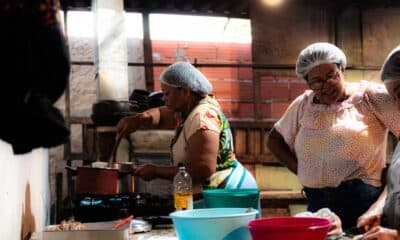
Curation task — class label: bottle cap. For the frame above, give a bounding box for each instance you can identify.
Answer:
[177,162,185,170]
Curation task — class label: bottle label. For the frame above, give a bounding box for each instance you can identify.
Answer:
[174,192,193,210]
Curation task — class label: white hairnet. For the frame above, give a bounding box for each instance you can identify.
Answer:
[160,61,212,97]
[381,45,400,82]
[295,42,347,78]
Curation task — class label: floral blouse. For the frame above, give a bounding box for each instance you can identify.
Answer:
[171,95,236,192]
[275,81,400,188]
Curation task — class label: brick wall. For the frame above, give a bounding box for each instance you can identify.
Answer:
[152,40,255,119]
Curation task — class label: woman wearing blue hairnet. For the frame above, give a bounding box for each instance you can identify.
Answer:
[267,42,400,229]
[116,62,258,205]
[356,46,400,239]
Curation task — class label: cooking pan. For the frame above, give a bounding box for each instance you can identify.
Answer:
[65,136,136,195]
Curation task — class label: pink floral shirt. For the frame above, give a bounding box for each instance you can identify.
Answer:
[275,81,400,188]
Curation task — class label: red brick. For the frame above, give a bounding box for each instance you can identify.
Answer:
[271,102,290,119]
[289,82,308,100]
[182,42,217,60]
[261,103,271,119]
[152,40,178,60]
[216,43,252,61]
[260,82,289,100]
[212,81,253,100]
[198,67,239,80]
[238,68,253,80]
[219,101,255,118]
[284,76,301,82]
[259,75,275,82]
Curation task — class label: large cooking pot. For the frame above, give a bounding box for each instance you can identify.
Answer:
[66,138,136,195]
[65,164,136,195]
[68,166,119,195]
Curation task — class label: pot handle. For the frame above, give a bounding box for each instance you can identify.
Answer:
[65,165,78,176]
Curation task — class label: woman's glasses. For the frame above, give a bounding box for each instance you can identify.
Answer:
[307,72,340,90]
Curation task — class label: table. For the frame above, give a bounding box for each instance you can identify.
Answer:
[30,224,177,240]
[129,227,177,240]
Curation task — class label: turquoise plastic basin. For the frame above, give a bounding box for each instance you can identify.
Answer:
[202,188,260,209]
[170,208,258,240]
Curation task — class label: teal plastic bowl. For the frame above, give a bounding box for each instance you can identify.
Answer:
[170,208,258,240]
[202,189,260,209]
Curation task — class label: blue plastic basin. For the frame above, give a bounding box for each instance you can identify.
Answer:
[170,208,258,240]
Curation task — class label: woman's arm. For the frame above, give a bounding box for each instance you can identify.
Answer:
[134,129,219,182]
[116,106,175,138]
[185,130,219,184]
[266,127,298,174]
[357,186,388,230]
[362,226,400,240]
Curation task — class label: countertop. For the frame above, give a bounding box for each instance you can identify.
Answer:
[129,227,177,240]
[30,222,177,240]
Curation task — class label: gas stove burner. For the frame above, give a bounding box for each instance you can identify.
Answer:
[79,197,104,206]
[73,192,174,223]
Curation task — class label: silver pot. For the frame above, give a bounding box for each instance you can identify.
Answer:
[112,162,136,193]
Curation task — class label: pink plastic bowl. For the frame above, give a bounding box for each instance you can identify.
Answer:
[248,217,331,240]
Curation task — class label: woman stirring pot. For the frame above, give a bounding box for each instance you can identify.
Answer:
[116,62,258,207]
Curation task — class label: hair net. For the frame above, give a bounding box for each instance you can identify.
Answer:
[381,45,400,82]
[295,42,347,78]
[160,61,212,97]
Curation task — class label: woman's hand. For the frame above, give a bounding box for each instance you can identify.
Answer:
[362,226,400,240]
[357,187,387,230]
[357,210,381,232]
[133,164,158,181]
[115,114,147,138]
[327,213,343,236]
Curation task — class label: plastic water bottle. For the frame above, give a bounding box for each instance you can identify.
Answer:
[173,163,193,211]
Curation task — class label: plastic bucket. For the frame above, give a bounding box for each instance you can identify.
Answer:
[249,217,331,240]
[202,188,259,209]
[170,208,258,240]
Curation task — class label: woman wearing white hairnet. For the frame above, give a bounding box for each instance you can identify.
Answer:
[116,62,258,205]
[267,42,400,229]
[356,46,400,240]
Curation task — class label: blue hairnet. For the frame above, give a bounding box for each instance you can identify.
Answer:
[381,45,400,82]
[160,61,212,97]
[296,42,347,78]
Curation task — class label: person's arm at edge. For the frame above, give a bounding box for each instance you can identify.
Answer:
[266,127,298,174]
[357,186,388,230]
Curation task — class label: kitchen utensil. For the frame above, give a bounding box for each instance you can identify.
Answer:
[248,217,331,240]
[107,136,136,193]
[108,135,123,167]
[170,208,257,240]
[112,215,134,230]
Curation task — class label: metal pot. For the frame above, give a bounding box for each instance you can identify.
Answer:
[65,166,119,195]
[112,162,136,193]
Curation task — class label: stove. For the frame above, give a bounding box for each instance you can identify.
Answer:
[74,192,174,223]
